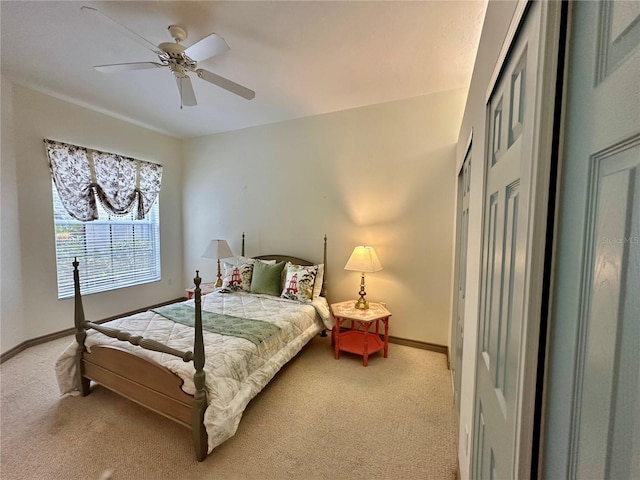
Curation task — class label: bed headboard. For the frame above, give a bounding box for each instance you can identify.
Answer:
[253,255,314,266]
[240,233,327,296]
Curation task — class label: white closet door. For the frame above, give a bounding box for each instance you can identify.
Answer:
[545,1,640,478]
[473,3,541,478]
[452,150,471,415]
[472,0,565,476]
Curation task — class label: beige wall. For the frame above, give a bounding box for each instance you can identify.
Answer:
[1,79,25,352]
[0,81,184,353]
[453,2,520,479]
[1,83,464,353]
[182,89,466,346]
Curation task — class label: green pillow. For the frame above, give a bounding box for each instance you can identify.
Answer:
[250,261,285,296]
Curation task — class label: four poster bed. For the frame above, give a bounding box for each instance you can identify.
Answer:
[55,234,331,461]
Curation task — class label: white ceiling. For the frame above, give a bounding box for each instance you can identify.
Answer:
[1,1,487,139]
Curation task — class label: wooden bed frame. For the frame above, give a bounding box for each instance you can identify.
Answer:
[72,234,327,461]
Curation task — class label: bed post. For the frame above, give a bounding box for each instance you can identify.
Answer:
[320,235,328,337]
[73,258,91,395]
[241,232,245,256]
[191,271,208,461]
[322,234,327,296]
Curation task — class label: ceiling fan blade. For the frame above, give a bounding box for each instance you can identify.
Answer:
[184,33,230,62]
[95,62,164,73]
[81,5,162,55]
[196,69,255,100]
[176,75,197,107]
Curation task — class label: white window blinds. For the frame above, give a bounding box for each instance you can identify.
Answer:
[52,182,161,298]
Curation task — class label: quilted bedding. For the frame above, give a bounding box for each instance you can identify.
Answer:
[55,290,332,453]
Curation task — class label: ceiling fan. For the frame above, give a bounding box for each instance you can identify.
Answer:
[82,5,255,108]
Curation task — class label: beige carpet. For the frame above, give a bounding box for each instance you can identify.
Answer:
[1,334,457,480]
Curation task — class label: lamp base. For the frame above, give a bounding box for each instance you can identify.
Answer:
[354,297,369,309]
[215,259,223,288]
[354,272,369,309]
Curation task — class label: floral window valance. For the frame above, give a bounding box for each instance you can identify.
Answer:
[44,139,163,221]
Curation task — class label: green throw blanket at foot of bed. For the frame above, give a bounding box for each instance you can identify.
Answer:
[151,303,281,354]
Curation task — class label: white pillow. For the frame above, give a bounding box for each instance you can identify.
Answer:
[238,256,276,265]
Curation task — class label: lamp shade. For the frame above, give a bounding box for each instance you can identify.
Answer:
[344,246,383,273]
[201,239,233,260]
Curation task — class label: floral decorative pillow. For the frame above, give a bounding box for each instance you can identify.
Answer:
[280,263,319,302]
[312,264,324,298]
[221,262,254,292]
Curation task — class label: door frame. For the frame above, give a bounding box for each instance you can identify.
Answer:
[471,1,566,477]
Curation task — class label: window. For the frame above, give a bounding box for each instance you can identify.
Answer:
[52,180,161,299]
[44,139,163,299]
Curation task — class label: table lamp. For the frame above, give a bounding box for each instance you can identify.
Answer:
[344,245,383,309]
[202,239,233,287]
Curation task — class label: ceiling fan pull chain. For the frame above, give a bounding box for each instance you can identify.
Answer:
[179,79,183,110]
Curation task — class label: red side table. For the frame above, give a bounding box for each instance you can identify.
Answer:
[331,300,392,367]
[185,282,217,299]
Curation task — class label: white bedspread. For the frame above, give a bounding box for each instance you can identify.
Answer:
[55,291,332,453]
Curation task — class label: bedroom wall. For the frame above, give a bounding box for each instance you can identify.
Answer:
[453,2,520,479]
[0,81,184,354]
[1,78,25,353]
[181,89,466,346]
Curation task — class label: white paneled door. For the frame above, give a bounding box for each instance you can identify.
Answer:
[472,1,563,477]
[545,1,640,478]
[473,4,540,477]
[452,149,471,415]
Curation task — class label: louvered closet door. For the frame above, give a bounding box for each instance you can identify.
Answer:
[473,3,541,478]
